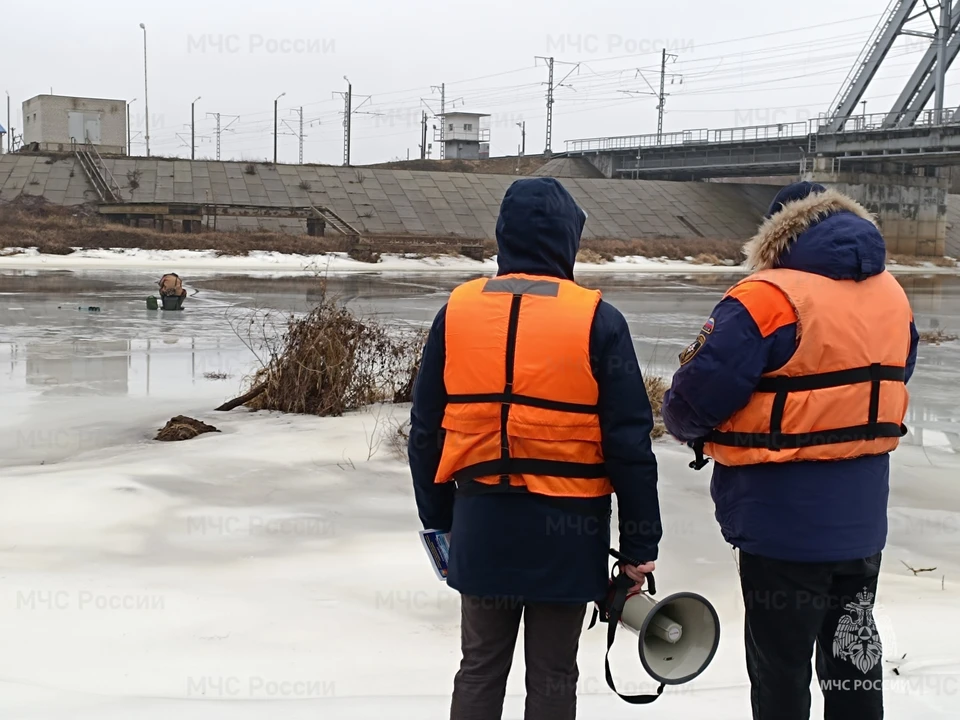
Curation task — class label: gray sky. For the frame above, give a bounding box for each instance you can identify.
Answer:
[4,0,951,164]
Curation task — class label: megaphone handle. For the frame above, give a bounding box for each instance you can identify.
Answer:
[603,578,665,705]
[645,571,656,596]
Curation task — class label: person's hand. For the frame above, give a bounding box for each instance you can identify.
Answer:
[621,561,655,594]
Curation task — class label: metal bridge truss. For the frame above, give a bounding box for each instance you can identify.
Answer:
[827,0,960,131]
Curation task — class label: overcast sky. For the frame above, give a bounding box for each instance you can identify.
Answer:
[4,0,952,165]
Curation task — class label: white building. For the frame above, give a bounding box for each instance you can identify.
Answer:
[436,112,490,160]
[22,95,127,155]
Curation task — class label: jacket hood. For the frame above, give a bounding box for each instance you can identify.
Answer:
[743,188,887,281]
[495,177,585,280]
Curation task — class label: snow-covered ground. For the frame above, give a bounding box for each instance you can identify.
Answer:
[0,247,957,275]
[0,403,958,719]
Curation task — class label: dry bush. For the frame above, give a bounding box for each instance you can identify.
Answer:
[387,415,411,462]
[933,256,958,267]
[887,253,923,267]
[579,237,744,262]
[156,416,220,441]
[690,253,723,265]
[919,328,958,345]
[35,239,75,255]
[347,246,381,263]
[576,248,607,264]
[243,282,426,417]
[644,374,669,439]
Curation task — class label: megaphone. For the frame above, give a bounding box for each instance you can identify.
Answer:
[589,549,721,705]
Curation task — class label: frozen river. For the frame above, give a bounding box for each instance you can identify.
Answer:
[1,268,959,719]
[2,268,959,468]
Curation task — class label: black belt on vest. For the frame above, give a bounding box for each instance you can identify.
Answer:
[690,363,908,470]
[446,277,607,489]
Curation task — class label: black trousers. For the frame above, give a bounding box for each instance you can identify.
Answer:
[739,550,884,720]
[450,595,587,720]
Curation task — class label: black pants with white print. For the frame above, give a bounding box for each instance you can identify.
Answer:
[739,550,884,720]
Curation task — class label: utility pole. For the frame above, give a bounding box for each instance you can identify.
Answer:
[333,77,375,166]
[420,111,428,159]
[139,23,150,156]
[274,92,286,163]
[656,48,679,144]
[343,80,351,165]
[6,91,10,153]
[280,108,305,164]
[428,83,447,159]
[544,58,554,155]
[535,56,579,155]
[127,99,136,155]
[191,96,200,159]
[206,112,238,161]
[292,107,304,164]
[517,121,526,155]
[936,0,952,122]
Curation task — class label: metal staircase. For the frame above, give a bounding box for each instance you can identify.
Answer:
[311,204,361,236]
[73,139,122,203]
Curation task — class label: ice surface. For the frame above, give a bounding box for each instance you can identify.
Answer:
[0,408,958,719]
[1,269,959,718]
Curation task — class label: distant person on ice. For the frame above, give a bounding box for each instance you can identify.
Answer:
[408,177,662,720]
[158,272,186,310]
[662,181,919,720]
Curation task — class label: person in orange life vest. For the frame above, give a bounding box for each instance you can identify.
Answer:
[408,177,662,720]
[662,182,920,720]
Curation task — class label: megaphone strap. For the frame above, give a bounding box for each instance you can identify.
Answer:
[603,575,665,704]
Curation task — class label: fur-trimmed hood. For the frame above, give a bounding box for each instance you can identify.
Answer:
[742,188,886,281]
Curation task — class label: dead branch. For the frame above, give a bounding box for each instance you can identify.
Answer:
[215,382,267,411]
[901,560,937,576]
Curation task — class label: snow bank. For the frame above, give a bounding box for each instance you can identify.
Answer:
[1,246,956,276]
[0,404,957,718]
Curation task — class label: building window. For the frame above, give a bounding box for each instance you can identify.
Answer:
[464,123,473,131]
[449,123,454,131]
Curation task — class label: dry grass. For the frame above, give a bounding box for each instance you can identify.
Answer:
[919,328,958,345]
[242,281,426,417]
[887,253,924,267]
[933,256,958,267]
[579,237,745,263]
[644,374,669,439]
[576,248,608,264]
[387,416,411,462]
[690,253,724,266]
[0,196,353,256]
[155,416,220,442]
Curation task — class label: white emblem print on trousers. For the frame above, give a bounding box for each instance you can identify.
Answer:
[832,589,883,674]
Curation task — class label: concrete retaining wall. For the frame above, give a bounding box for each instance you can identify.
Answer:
[1,152,956,256]
[0,153,778,241]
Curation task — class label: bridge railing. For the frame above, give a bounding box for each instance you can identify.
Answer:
[566,120,811,153]
[813,109,960,133]
[566,109,960,155]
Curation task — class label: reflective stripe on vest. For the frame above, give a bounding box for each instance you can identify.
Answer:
[703,268,912,466]
[435,273,613,498]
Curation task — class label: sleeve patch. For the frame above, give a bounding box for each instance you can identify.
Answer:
[701,317,715,335]
[679,334,706,365]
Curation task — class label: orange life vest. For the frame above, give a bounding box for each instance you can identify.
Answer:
[703,267,912,466]
[434,273,614,498]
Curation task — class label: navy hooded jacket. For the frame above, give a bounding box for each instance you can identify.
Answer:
[662,187,920,563]
[409,177,662,602]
